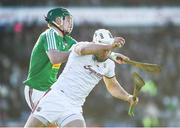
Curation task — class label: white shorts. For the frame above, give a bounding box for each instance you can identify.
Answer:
[24,85,46,110]
[33,89,84,125]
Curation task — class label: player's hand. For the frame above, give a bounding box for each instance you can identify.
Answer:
[128,95,139,106]
[115,53,129,64]
[112,37,125,48]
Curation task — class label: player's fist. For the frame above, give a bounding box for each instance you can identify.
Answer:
[128,95,139,106]
[112,37,125,48]
[115,53,129,64]
[109,52,129,64]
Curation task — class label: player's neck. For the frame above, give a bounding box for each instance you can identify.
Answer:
[51,26,64,37]
[93,55,107,62]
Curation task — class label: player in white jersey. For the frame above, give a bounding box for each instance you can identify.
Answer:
[24,29,138,127]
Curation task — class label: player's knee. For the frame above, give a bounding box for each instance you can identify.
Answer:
[63,119,86,127]
[56,114,86,127]
[25,114,49,127]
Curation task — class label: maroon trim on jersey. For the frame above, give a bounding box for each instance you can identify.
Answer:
[29,88,34,110]
[32,89,51,113]
[104,75,115,79]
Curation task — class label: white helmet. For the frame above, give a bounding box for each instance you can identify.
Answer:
[93,29,114,44]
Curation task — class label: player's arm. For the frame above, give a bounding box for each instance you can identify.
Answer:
[74,42,113,55]
[47,50,70,64]
[44,30,73,64]
[74,37,125,56]
[103,76,138,105]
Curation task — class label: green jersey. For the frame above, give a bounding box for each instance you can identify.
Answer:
[23,28,76,91]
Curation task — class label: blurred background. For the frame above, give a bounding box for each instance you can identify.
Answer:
[0,0,180,127]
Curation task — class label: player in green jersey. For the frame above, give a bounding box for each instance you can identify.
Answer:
[23,7,76,110]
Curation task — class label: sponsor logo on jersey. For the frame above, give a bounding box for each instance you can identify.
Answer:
[36,107,42,112]
[84,65,103,78]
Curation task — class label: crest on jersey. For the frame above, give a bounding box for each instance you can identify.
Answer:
[36,107,42,112]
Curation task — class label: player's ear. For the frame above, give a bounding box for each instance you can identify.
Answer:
[55,17,63,26]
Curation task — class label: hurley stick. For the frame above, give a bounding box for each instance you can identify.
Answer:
[128,72,145,117]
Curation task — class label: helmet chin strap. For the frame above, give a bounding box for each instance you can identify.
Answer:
[51,21,69,35]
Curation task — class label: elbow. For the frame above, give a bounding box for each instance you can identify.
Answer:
[49,55,63,64]
[79,47,86,55]
[76,47,86,55]
[50,56,68,64]
[47,50,68,64]
[49,57,60,64]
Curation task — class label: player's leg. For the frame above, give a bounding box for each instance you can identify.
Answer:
[24,86,34,110]
[24,86,56,127]
[63,119,85,127]
[24,85,46,110]
[24,114,49,127]
[56,113,86,127]
[31,89,67,127]
[24,88,57,127]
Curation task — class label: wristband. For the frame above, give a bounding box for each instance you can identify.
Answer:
[109,52,117,61]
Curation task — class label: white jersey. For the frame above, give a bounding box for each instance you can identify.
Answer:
[52,42,115,106]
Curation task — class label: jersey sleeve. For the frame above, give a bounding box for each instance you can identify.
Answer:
[72,42,90,56]
[65,35,77,45]
[44,29,58,51]
[105,60,115,78]
[64,35,77,51]
[71,43,81,56]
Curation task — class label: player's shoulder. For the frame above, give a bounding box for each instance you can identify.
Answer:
[42,28,52,34]
[36,29,50,41]
[73,41,92,49]
[71,41,93,57]
[42,28,60,37]
[73,41,94,52]
[40,28,52,36]
[64,34,75,40]
[76,41,92,45]
[64,35,77,44]
[71,41,89,52]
